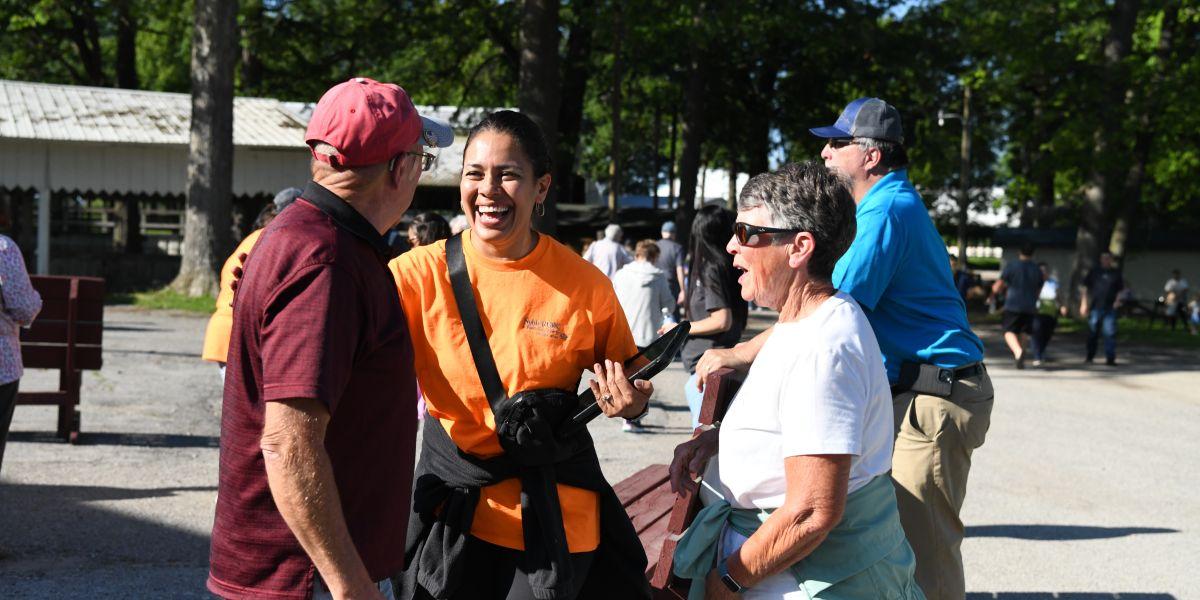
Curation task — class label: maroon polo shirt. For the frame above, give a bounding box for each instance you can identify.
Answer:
[208,181,417,599]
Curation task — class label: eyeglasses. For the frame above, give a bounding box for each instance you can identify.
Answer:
[390,151,437,172]
[734,222,803,247]
[827,138,856,150]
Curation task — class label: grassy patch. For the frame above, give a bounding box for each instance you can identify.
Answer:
[967,257,1000,270]
[107,288,216,314]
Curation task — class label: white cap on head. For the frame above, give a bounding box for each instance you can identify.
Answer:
[604,224,622,240]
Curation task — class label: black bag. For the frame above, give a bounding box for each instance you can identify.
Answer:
[445,234,578,462]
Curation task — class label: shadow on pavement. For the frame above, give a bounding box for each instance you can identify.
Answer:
[8,431,220,448]
[631,423,694,435]
[103,323,170,332]
[0,483,212,566]
[967,594,1175,599]
[966,524,1177,540]
[104,348,207,359]
[649,401,689,413]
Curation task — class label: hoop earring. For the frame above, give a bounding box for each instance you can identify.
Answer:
[534,202,546,217]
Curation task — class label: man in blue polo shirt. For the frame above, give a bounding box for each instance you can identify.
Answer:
[696,98,993,600]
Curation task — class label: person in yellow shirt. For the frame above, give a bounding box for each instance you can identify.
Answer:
[200,188,300,380]
[390,111,653,600]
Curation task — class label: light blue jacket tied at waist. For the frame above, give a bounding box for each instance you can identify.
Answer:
[672,474,925,599]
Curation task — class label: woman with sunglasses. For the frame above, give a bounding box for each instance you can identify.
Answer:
[388,110,653,600]
[668,162,922,599]
[661,203,747,428]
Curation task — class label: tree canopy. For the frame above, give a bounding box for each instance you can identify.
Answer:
[3,0,1198,255]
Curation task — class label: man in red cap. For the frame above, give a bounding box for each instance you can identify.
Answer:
[208,77,452,600]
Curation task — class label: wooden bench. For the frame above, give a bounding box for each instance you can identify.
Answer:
[613,367,742,598]
[15,275,105,443]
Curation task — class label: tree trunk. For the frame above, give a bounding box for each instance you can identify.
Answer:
[606,1,624,220]
[726,158,737,210]
[554,0,594,208]
[518,0,562,234]
[652,106,661,210]
[67,3,106,86]
[1109,3,1176,261]
[171,0,237,297]
[1068,0,1139,312]
[240,0,265,95]
[956,85,972,266]
[747,57,778,177]
[668,109,679,210]
[114,0,138,89]
[675,5,706,245]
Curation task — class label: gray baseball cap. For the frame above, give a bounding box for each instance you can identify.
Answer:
[273,187,303,211]
[810,97,904,144]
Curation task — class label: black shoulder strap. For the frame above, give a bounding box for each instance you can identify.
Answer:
[446,234,508,410]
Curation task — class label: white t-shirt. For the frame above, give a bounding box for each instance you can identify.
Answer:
[704,292,893,509]
[583,239,632,279]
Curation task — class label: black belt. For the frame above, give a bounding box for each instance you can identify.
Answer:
[891,361,985,396]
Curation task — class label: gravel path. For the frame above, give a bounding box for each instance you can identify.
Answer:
[0,306,1196,598]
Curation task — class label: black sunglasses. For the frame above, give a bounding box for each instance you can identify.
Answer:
[734,222,803,246]
[827,138,856,150]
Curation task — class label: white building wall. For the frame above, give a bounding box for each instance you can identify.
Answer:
[0,140,312,196]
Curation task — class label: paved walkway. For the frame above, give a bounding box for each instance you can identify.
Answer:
[0,306,1196,598]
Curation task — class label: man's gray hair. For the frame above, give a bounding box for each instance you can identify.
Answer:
[737,161,857,282]
[604,223,622,241]
[854,137,909,172]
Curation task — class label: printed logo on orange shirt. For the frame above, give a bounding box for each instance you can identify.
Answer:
[522,317,568,340]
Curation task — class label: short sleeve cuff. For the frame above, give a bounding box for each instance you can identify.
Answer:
[262,383,325,404]
[781,440,861,458]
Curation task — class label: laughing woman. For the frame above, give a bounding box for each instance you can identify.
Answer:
[389,111,653,600]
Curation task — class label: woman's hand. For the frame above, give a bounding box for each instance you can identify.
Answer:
[229,252,249,306]
[588,359,652,420]
[669,428,719,495]
[657,321,678,336]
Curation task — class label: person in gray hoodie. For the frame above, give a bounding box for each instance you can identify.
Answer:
[612,240,674,433]
[613,239,675,348]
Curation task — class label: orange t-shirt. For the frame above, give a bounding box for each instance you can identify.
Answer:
[201,229,264,363]
[388,231,637,552]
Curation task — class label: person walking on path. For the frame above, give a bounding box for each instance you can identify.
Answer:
[654,221,687,312]
[696,97,992,600]
[0,231,41,476]
[1081,251,1125,366]
[1030,262,1066,366]
[991,244,1044,369]
[208,77,452,600]
[1163,269,1189,331]
[613,240,675,349]
[613,239,675,433]
[583,223,632,278]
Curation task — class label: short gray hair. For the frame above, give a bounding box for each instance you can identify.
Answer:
[736,161,857,282]
[854,137,908,172]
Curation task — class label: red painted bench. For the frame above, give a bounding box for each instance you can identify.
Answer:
[15,275,105,443]
[613,367,742,598]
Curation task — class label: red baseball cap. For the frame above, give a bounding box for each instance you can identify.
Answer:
[305,77,453,169]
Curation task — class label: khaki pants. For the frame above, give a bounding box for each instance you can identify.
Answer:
[891,368,993,600]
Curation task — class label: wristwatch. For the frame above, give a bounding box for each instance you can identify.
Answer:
[717,558,745,593]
